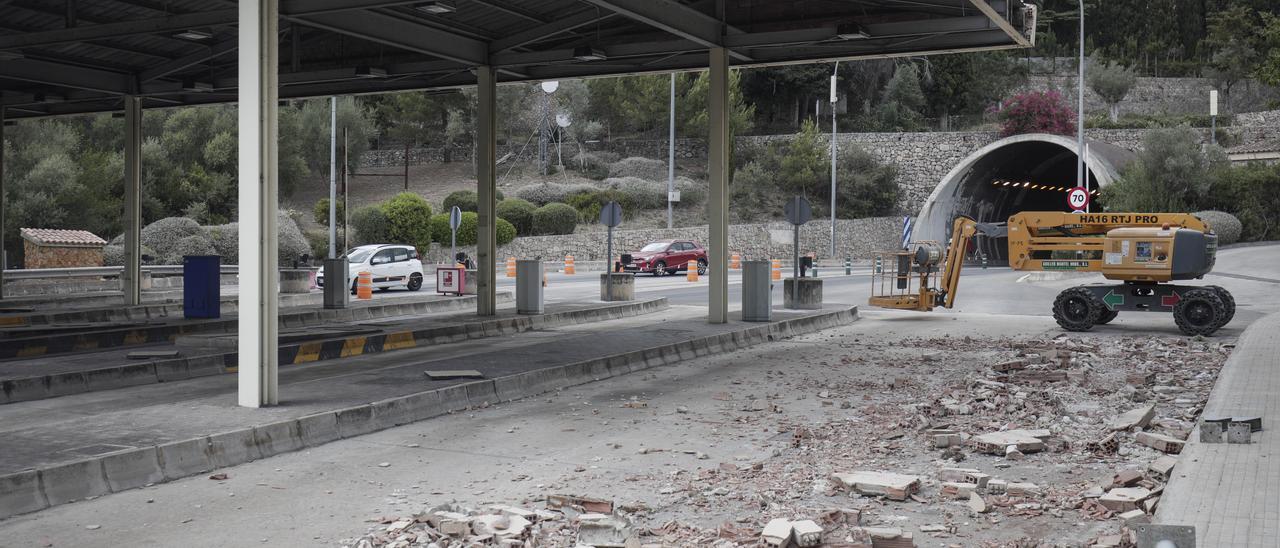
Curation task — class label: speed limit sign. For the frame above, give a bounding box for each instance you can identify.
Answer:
[1067,187,1090,212]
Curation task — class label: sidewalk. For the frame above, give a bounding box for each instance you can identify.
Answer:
[1157,312,1280,547]
[0,303,858,519]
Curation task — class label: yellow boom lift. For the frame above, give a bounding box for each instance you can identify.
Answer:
[869,211,1233,335]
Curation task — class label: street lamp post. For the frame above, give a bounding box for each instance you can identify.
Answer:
[829,62,838,258]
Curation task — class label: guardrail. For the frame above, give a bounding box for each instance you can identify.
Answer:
[2,265,239,281]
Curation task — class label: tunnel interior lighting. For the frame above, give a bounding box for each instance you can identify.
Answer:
[175,29,212,41]
[416,2,455,14]
[573,46,608,61]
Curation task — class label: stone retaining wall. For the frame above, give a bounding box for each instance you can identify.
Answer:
[426,217,904,264]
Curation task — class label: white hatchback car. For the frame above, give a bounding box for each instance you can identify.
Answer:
[317,244,424,293]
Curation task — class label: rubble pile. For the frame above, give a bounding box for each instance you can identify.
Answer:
[344,334,1229,547]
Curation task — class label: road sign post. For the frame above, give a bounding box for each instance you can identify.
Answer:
[449,205,462,265]
[600,201,622,300]
[784,196,813,306]
[1068,187,1090,213]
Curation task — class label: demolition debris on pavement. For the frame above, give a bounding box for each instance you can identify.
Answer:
[342,333,1230,548]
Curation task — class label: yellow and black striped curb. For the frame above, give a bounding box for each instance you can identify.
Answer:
[0,305,857,520]
[0,294,507,359]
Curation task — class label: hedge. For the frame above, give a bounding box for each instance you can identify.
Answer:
[429,212,515,246]
[381,192,433,250]
[496,198,536,235]
[1195,210,1242,245]
[351,205,391,246]
[312,198,345,226]
[442,190,478,213]
[532,202,579,235]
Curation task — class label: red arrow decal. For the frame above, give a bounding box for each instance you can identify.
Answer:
[1161,291,1181,307]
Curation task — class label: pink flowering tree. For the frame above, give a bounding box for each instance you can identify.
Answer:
[994,90,1077,137]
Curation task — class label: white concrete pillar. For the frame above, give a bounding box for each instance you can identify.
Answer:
[238,0,280,407]
[707,48,730,324]
[475,65,497,316]
[122,96,142,306]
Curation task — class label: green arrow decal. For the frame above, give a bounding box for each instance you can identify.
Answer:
[1103,290,1124,310]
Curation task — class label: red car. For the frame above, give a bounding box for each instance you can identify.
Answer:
[624,240,707,276]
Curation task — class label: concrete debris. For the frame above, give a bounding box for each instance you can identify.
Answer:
[940,482,977,498]
[423,370,485,380]
[1111,469,1144,487]
[577,512,635,547]
[968,492,988,513]
[1108,404,1157,431]
[1148,456,1177,480]
[829,471,921,501]
[760,518,792,546]
[1135,431,1185,454]
[547,494,613,514]
[970,429,1048,454]
[1098,487,1152,513]
[791,520,823,547]
[1119,509,1150,525]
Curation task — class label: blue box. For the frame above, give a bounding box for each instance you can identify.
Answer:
[183,255,221,319]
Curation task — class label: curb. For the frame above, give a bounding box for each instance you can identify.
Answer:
[1,298,664,405]
[0,305,857,520]
[0,293,512,359]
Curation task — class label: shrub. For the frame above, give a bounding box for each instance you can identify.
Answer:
[429,213,451,244]
[1206,162,1280,242]
[571,151,618,179]
[103,244,157,267]
[1195,210,1243,245]
[454,212,479,246]
[141,217,202,258]
[602,177,666,209]
[303,228,343,259]
[381,192,433,250]
[512,182,599,205]
[995,90,1076,137]
[350,205,391,246]
[312,198,345,226]
[276,211,311,264]
[426,212,515,247]
[204,223,238,264]
[532,203,579,235]
[607,157,666,180]
[496,218,516,246]
[1101,127,1227,212]
[442,190,478,213]
[496,198,536,235]
[161,234,216,265]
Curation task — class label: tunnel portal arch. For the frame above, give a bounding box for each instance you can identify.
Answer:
[913,133,1136,263]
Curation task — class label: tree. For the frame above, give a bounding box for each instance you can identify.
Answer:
[1203,5,1260,112]
[682,69,756,137]
[1086,55,1137,122]
[872,64,926,131]
[778,119,826,195]
[368,90,468,147]
[1101,126,1227,212]
[1255,13,1280,87]
[922,52,1028,128]
[995,90,1077,137]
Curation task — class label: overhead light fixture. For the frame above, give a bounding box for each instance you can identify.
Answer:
[415,2,454,14]
[182,79,213,92]
[836,23,870,40]
[355,65,388,78]
[572,46,607,61]
[174,29,212,41]
[1022,182,1030,187]
[0,51,24,61]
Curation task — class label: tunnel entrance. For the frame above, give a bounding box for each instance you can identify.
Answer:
[914,134,1135,264]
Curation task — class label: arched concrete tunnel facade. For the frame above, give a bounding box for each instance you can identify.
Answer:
[914,133,1136,263]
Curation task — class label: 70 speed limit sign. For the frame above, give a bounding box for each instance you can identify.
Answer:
[1068,187,1090,212]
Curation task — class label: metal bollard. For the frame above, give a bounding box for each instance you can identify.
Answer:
[844,257,852,276]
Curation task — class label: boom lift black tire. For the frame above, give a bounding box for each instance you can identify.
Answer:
[1204,285,1235,328]
[1095,308,1119,325]
[1053,287,1101,331]
[1174,288,1226,336]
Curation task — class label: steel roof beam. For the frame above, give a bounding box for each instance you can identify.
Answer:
[291,10,487,65]
[139,38,238,82]
[967,0,1031,47]
[488,9,614,53]
[577,0,750,61]
[0,58,131,94]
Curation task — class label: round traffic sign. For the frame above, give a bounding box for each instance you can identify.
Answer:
[1067,187,1090,212]
[784,196,812,226]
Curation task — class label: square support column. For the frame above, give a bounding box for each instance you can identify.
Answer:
[122,96,143,306]
[238,0,280,408]
[475,65,498,316]
[707,48,730,324]
[0,106,6,295]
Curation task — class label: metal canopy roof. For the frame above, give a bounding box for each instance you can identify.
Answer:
[0,0,1036,119]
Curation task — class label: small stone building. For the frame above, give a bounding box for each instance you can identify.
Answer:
[20,228,108,269]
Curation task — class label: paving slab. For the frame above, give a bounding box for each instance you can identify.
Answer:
[1157,311,1280,548]
[0,303,857,519]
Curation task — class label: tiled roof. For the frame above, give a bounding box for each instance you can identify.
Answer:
[20,228,108,246]
[1228,139,1280,155]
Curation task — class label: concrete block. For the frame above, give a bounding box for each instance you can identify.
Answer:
[334,405,378,438]
[101,447,165,492]
[599,273,635,301]
[3,377,48,403]
[186,355,228,378]
[435,384,472,412]
[153,358,191,381]
[39,458,110,505]
[397,390,446,422]
[0,470,48,519]
[252,420,305,457]
[783,278,823,310]
[372,397,414,429]
[206,429,262,468]
[158,438,214,480]
[46,371,88,397]
[462,380,498,408]
[294,412,341,448]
